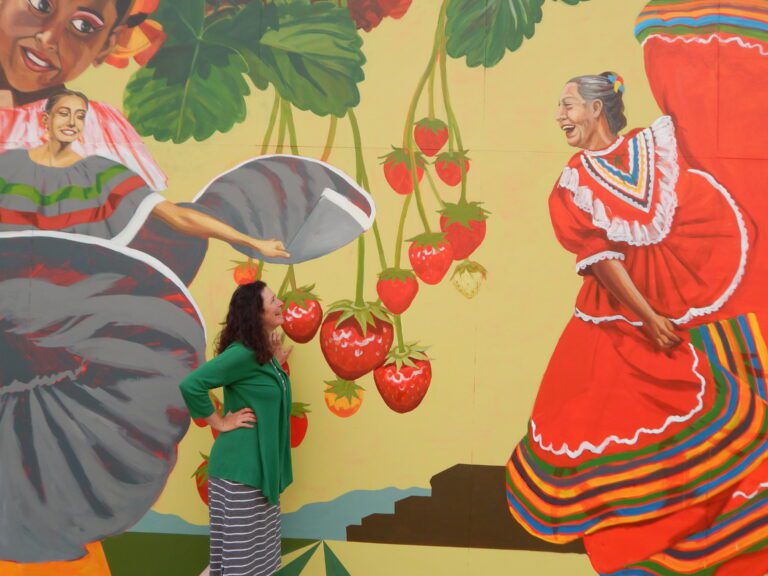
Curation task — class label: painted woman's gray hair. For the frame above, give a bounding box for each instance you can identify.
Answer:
[568,72,627,134]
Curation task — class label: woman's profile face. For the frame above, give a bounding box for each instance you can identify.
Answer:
[0,0,121,94]
[43,94,87,143]
[260,286,284,332]
[555,82,602,150]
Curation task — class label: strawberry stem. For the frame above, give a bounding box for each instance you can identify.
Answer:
[276,98,288,154]
[428,52,438,119]
[321,116,338,162]
[284,100,299,155]
[423,168,446,208]
[355,235,365,306]
[288,265,297,291]
[261,90,280,154]
[394,193,413,269]
[438,33,469,203]
[278,268,291,299]
[258,259,265,277]
[394,314,406,353]
[348,108,388,271]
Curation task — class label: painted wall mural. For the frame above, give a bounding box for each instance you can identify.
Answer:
[3,0,768,575]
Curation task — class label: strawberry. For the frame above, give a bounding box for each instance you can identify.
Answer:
[408,232,454,285]
[290,402,310,447]
[414,118,449,157]
[192,453,209,506]
[281,361,291,376]
[230,258,260,285]
[439,201,490,260]
[320,301,394,380]
[450,260,488,299]
[376,268,419,314]
[348,0,413,31]
[282,285,323,344]
[324,379,365,418]
[434,150,470,187]
[374,344,432,413]
[381,147,426,195]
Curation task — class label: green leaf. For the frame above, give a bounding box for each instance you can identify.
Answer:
[124,0,255,142]
[324,379,364,402]
[276,541,321,575]
[445,0,545,68]
[204,1,281,91]
[291,402,312,417]
[258,1,366,117]
[323,542,351,576]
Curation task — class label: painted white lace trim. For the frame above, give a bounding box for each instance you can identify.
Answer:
[575,250,625,273]
[734,483,768,501]
[572,169,748,327]
[584,135,625,157]
[531,343,706,459]
[559,116,679,246]
[642,33,768,58]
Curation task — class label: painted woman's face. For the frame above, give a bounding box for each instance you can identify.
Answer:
[261,286,285,332]
[555,82,602,149]
[0,0,121,94]
[42,93,87,143]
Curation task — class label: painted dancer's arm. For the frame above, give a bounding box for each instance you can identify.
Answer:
[152,201,290,259]
[591,259,682,350]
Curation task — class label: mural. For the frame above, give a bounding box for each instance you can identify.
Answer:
[4,0,768,574]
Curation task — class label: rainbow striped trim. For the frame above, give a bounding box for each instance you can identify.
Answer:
[636,1,768,46]
[507,314,768,560]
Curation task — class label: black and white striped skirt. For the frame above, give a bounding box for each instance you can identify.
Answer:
[208,477,282,576]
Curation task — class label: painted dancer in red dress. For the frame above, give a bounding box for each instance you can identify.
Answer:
[506,72,768,575]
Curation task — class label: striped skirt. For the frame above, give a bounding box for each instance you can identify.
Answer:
[507,314,768,574]
[208,477,282,576]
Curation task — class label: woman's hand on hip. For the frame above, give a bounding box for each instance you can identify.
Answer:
[206,407,257,432]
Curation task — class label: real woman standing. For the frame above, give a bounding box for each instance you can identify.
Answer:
[180,282,294,576]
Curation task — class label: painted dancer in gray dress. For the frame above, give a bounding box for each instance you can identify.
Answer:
[0,88,375,564]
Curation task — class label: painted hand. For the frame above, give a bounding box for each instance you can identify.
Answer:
[255,239,290,259]
[641,313,682,351]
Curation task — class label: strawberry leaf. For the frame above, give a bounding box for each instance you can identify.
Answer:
[385,342,431,370]
[326,300,392,335]
[324,379,365,402]
[415,117,448,133]
[284,284,321,309]
[407,231,449,247]
[380,146,427,169]
[378,268,417,282]
[439,201,490,226]
[291,402,312,417]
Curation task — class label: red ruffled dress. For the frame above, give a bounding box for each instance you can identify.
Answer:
[507,117,768,575]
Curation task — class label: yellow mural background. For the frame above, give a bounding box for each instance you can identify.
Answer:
[74,1,656,573]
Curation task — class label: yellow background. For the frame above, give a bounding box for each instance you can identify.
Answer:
[73,1,658,573]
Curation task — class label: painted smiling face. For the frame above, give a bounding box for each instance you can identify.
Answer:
[42,93,87,143]
[0,0,122,94]
[555,82,603,150]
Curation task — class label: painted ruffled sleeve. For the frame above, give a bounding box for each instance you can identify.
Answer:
[549,180,626,275]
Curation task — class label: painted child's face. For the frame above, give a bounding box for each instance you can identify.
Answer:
[0,0,121,94]
[42,93,87,143]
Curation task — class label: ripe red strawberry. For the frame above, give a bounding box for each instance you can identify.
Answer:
[192,453,209,506]
[320,301,394,380]
[439,201,490,260]
[282,285,323,344]
[290,402,310,448]
[281,361,291,376]
[230,258,260,285]
[408,232,454,285]
[374,345,432,413]
[414,118,449,157]
[381,147,425,195]
[435,150,470,187]
[348,0,413,31]
[376,268,419,314]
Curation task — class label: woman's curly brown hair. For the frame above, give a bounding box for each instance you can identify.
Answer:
[215,281,272,364]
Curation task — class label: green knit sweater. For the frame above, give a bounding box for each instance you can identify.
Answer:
[179,341,292,504]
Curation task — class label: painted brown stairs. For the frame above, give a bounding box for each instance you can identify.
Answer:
[346,464,585,553]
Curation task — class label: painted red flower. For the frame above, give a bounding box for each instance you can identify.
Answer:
[348,0,413,32]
